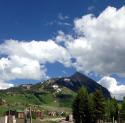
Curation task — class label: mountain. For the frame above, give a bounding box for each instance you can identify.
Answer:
[0,72,111,115]
[40,72,111,98]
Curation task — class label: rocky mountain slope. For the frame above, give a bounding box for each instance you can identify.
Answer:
[39,72,111,98]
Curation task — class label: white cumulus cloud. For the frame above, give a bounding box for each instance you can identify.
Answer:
[0,80,14,90]
[0,39,72,89]
[98,76,125,100]
[65,6,125,75]
[0,56,44,80]
[0,39,71,66]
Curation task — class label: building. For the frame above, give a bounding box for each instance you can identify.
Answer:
[16,109,24,119]
[21,84,32,90]
[32,109,44,119]
[5,108,44,119]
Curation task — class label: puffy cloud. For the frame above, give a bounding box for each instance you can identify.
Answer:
[98,76,125,100]
[55,31,73,43]
[0,39,71,66]
[66,6,125,75]
[0,56,45,80]
[0,80,14,90]
[0,39,71,89]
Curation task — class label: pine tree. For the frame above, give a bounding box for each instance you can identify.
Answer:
[121,97,125,120]
[88,94,96,123]
[72,95,80,123]
[72,88,90,123]
[105,99,111,119]
[79,88,89,123]
[72,88,96,123]
[110,98,118,120]
[93,89,105,122]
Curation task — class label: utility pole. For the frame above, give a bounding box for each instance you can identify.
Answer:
[113,116,114,123]
[7,107,10,123]
[118,111,120,123]
[5,115,8,123]
[12,115,16,123]
[29,107,32,123]
[24,108,27,123]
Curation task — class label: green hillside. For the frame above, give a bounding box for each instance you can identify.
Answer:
[0,72,111,116]
[0,86,75,116]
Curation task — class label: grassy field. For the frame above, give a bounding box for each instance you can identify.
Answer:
[0,87,76,106]
[0,86,75,123]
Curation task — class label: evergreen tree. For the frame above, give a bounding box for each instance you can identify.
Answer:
[104,98,118,122]
[72,88,90,123]
[110,98,118,120]
[122,97,125,113]
[121,97,125,120]
[93,89,105,122]
[79,88,89,123]
[105,99,112,120]
[88,94,96,123]
[72,95,80,123]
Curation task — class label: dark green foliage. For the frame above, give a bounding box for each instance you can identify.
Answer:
[105,98,118,121]
[57,93,75,107]
[121,97,125,120]
[110,98,118,120]
[72,88,106,123]
[121,97,125,113]
[93,89,105,121]
[32,112,37,119]
[72,88,93,123]
[78,88,90,123]
[88,94,96,123]
[72,91,81,123]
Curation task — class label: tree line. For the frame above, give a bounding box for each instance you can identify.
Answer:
[72,88,125,123]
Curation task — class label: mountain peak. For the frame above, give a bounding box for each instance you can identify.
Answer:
[71,72,88,81]
[72,72,84,76]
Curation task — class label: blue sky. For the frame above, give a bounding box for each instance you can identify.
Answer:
[0,0,125,99]
[0,0,125,41]
[0,0,124,76]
